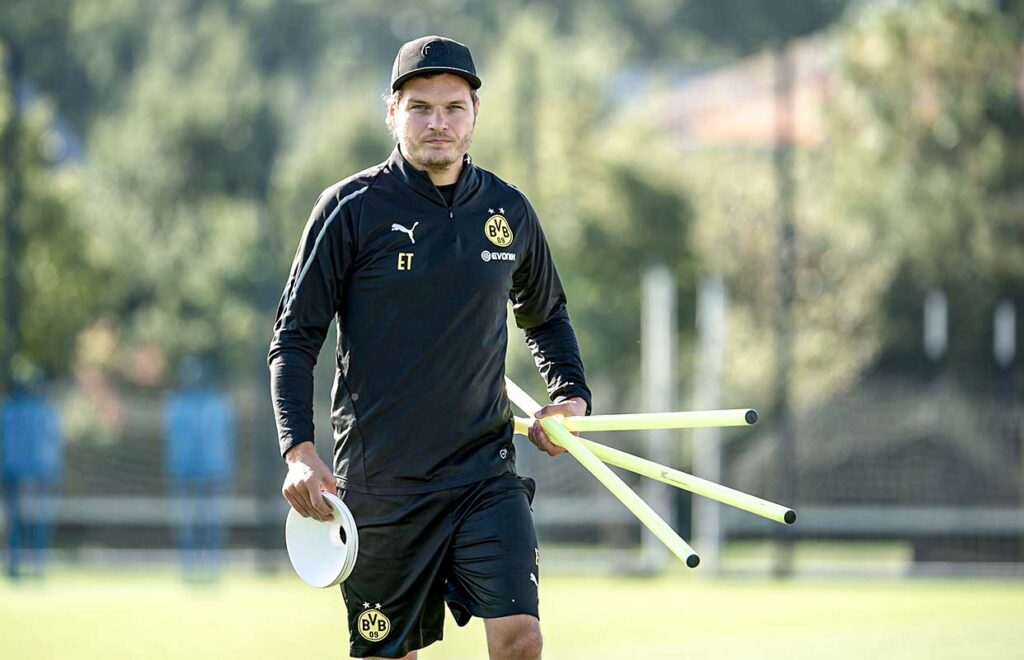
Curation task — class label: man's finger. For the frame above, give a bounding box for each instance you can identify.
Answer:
[295,489,319,520]
[541,437,566,456]
[307,483,333,520]
[535,425,550,447]
[284,489,313,519]
[533,421,553,448]
[531,421,565,456]
[289,483,321,520]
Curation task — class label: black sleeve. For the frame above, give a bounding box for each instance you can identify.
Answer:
[510,194,592,414]
[268,190,357,457]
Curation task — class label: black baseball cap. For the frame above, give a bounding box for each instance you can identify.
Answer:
[390,35,481,91]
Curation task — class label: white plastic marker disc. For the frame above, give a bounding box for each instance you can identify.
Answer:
[285,491,359,588]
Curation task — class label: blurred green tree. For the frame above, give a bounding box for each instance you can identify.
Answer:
[0,0,886,397]
[651,0,1023,411]
[0,43,110,383]
[829,0,1024,378]
[73,2,285,381]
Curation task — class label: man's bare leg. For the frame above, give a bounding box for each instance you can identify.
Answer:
[484,614,543,660]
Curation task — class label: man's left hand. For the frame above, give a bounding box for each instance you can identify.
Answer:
[528,396,588,457]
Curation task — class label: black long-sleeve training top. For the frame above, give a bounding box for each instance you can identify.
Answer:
[268,147,591,495]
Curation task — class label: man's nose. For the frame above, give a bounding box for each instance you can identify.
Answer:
[427,108,448,130]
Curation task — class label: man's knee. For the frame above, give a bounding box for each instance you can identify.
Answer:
[485,615,543,660]
[503,629,542,659]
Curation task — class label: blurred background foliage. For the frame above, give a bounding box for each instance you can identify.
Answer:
[0,0,1021,420]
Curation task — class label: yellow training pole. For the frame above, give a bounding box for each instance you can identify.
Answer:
[512,409,756,435]
[506,379,700,568]
[511,415,795,524]
[577,437,796,525]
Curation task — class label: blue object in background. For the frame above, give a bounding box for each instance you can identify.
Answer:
[2,395,62,482]
[1,394,62,579]
[164,388,235,482]
[163,388,235,581]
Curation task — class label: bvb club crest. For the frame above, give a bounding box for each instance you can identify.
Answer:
[484,213,513,248]
[357,607,391,642]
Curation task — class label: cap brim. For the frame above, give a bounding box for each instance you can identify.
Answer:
[392,67,481,91]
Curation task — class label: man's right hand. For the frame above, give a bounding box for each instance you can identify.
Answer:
[282,442,336,522]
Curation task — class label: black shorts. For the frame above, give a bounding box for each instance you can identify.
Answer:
[338,472,540,658]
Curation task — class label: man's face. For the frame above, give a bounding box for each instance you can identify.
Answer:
[390,74,479,174]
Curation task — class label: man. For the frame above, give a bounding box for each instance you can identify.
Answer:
[269,35,590,660]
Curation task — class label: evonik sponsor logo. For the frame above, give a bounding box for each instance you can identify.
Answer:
[480,250,516,262]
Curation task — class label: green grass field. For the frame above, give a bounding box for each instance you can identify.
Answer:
[1,567,1021,659]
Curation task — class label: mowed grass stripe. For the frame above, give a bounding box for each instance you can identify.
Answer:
[1,571,1021,659]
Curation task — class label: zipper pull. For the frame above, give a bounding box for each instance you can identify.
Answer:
[449,210,454,220]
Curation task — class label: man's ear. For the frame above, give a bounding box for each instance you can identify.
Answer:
[386,99,398,132]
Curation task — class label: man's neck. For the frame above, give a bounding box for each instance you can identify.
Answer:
[402,149,464,186]
[424,160,462,186]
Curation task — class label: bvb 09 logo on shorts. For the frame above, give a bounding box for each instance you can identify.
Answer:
[357,608,391,642]
[484,214,513,248]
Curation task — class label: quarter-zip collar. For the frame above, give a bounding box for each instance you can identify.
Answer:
[388,145,478,207]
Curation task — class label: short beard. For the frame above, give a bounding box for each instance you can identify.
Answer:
[401,130,474,175]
